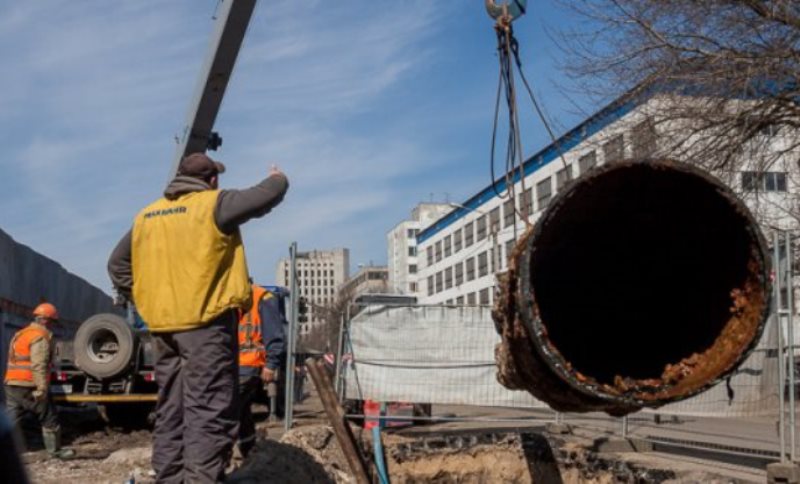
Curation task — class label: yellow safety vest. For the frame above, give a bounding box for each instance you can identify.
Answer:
[132,190,251,332]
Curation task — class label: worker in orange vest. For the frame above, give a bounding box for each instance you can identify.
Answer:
[235,284,285,460]
[4,303,73,459]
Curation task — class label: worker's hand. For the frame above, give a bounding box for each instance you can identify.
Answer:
[268,164,285,178]
[261,367,276,383]
[32,390,46,402]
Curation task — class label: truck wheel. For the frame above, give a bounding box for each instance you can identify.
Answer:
[74,314,136,380]
[100,403,154,429]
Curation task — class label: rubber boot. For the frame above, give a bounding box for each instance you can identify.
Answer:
[42,427,75,459]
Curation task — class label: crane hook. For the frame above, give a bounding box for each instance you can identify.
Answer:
[485,0,527,22]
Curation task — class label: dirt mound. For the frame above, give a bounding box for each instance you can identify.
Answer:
[227,437,338,484]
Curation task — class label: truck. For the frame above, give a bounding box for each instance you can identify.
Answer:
[52,285,289,427]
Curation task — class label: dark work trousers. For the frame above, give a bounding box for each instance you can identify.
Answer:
[151,311,239,484]
[4,385,60,436]
[236,375,262,458]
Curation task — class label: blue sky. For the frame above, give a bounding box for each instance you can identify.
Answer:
[1,1,595,294]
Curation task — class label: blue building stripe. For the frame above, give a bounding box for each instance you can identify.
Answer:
[417,95,641,244]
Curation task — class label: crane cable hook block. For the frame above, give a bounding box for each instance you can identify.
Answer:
[485,0,527,23]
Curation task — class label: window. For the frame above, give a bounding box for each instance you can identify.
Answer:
[407,228,417,239]
[578,151,597,174]
[603,134,625,163]
[742,171,787,192]
[518,188,533,216]
[444,235,452,258]
[435,271,443,293]
[426,246,433,266]
[476,215,487,241]
[536,177,552,210]
[503,198,515,228]
[427,276,433,296]
[464,222,475,247]
[435,240,443,262]
[489,207,501,232]
[456,296,464,305]
[445,267,453,289]
[479,288,490,305]
[556,165,573,191]
[505,239,515,262]
[632,118,657,158]
[765,172,788,192]
[478,252,489,277]
[466,257,476,281]
[453,230,463,253]
[408,246,416,257]
[455,262,464,286]
[467,292,476,305]
[490,247,496,272]
[409,282,417,292]
[409,264,417,274]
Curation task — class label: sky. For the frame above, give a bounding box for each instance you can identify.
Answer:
[0,1,595,295]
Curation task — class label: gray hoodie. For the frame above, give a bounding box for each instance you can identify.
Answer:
[108,173,289,300]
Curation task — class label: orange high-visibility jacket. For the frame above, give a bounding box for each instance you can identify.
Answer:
[4,324,51,384]
[238,285,270,368]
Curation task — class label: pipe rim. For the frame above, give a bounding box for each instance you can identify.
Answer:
[516,159,772,407]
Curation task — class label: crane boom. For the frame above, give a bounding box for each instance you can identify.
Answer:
[168,0,257,181]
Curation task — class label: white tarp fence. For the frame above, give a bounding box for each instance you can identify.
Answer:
[342,304,783,418]
[343,305,543,408]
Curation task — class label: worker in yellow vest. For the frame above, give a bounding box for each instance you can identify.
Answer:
[108,153,289,483]
[235,284,286,460]
[4,303,74,459]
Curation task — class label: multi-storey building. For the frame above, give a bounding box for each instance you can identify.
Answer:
[339,265,389,299]
[275,248,349,334]
[416,93,799,305]
[387,203,452,295]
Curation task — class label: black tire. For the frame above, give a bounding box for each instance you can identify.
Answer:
[99,403,154,429]
[74,313,136,380]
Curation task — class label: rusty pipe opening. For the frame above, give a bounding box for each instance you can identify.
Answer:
[499,160,770,414]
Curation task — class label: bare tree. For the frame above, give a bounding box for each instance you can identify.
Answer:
[556,0,800,227]
[299,284,358,354]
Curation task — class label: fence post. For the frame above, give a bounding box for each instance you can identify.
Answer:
[775,231,787,462]
[334,307,348,401]
[785,231,797,461]
[621,416,629,439]
[284,242,299,432]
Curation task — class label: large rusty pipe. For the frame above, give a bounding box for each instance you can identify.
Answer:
[493,160,771,415]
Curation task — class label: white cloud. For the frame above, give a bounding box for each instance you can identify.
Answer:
[0,0,459,292]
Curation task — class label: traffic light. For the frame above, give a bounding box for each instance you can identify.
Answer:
[298,296,309,323]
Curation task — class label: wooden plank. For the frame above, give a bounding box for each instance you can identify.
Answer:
[306,357,371,484]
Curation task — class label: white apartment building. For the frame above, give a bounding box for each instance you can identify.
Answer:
[386,203,452,294]
[275,248,349,334]
[417,93,799,306]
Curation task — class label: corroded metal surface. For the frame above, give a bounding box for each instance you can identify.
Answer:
[494,160,771,415]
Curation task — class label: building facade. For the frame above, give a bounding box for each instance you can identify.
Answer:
[387,203,452,295]
[275,248,349,335]
[416,94,799,306]
[340,265,390,299]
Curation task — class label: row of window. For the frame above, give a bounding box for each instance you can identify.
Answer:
[426,245,510,296]
[741,171,787,192]
[423,120,658,267]
[441,288,492,306]
[283,272,337,288]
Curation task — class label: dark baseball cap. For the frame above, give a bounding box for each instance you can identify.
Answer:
[178,153,226,179]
